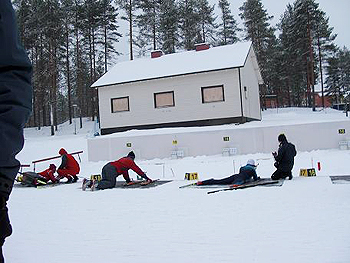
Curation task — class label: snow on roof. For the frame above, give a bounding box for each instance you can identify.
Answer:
[91,41,253,88]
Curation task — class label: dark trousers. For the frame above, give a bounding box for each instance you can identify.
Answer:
[97,163,118,189]
[0,202,12,263]
[0,0,33,261]
[200,175,242,185]
[271,169,292,180]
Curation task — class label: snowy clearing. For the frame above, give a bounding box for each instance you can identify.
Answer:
[5,108,350,263]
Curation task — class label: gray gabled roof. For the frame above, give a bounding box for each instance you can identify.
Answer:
[92,41,254,88]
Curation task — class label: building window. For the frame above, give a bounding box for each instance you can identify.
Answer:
[111,96,129,113]
[154,91,175,108]
[201,85,225,103]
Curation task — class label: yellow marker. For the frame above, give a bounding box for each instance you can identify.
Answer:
[185,173,198,180]
[299,168,316,177]
[90,174,102,181]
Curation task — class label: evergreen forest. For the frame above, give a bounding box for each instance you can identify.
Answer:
[13,0,350,133]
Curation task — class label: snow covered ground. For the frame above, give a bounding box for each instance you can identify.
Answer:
[4,107,350,263]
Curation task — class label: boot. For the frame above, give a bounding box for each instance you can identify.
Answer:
[91,179,99,191]
[72,175,78,183]
[82,178,92,191]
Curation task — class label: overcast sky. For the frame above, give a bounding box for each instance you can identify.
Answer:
[115,0,349,63]
[223,0,350,48]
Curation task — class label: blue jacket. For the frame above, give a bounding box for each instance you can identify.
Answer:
[235,164,258,184]
[0,0,33,200]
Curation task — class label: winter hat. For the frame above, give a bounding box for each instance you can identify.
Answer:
[247,159,256,167]
[278,134,287,143]
[127,151,135,159]
[49,164,56,172]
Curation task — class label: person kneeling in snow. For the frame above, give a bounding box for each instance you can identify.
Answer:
[197,159,260,186]
[83,151,152,190]
[271,134,297,180]
[57,148,80,183]
[38,164,58,184]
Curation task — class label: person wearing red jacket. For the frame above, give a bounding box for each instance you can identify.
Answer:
[38,164,58,184]
[83,151,152,190]
[57,148,80,183]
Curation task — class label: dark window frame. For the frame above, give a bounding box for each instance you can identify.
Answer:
[154,91,175,108]
[201,85,225,103]
[111,96,130,113]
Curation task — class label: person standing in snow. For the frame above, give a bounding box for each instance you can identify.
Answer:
[197,159,260,186]
[57,148,80,183]
[83,151,152,190]
[271,134,297,180]
[0,1,33,262]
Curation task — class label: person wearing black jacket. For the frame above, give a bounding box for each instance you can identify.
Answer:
[271,134,297,180]
[0,1,33,262]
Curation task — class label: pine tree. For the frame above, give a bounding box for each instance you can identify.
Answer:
[100,0,122,73]
[79,0,121,120]
[135,0,162,53]
[325,47,350,104]
[61,0,75,124]
[239,0,276,101]
[196,0,217,44]
[278,0,337,107]
[239,0,274,61]
[159,0,179,54]
[14,0,121,130]
[178,0,201,50]
[72,0,85,128]
[116,0,140,60]
[278,4,306,106]
[313,7,337,107]
[217,0,240,45]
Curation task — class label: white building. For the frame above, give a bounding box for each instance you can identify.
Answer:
[92,42,263,135]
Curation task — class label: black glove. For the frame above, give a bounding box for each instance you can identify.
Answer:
[142,174,151,181]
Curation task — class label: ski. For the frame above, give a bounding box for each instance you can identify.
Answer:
[82,179,164,191]
[36,182,67,189]
[123,179,160,187]
[124,180,144,187]
[140,179,160,186]
[207,179,280,194]
[179,182,198,188]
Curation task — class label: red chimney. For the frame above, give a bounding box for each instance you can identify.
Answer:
[195,43,210,51]
[151,50,163,58]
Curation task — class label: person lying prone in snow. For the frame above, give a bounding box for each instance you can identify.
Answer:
[196,159,260,186]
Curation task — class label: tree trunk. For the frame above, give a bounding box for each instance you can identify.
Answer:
[129,0,133,60]
[317,36,325,108]
[66,23,72,124]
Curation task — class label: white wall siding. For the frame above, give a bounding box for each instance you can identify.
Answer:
[99,69,243,130]
[240,47,262,120]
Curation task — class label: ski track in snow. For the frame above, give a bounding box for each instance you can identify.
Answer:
[5,108,350,263]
